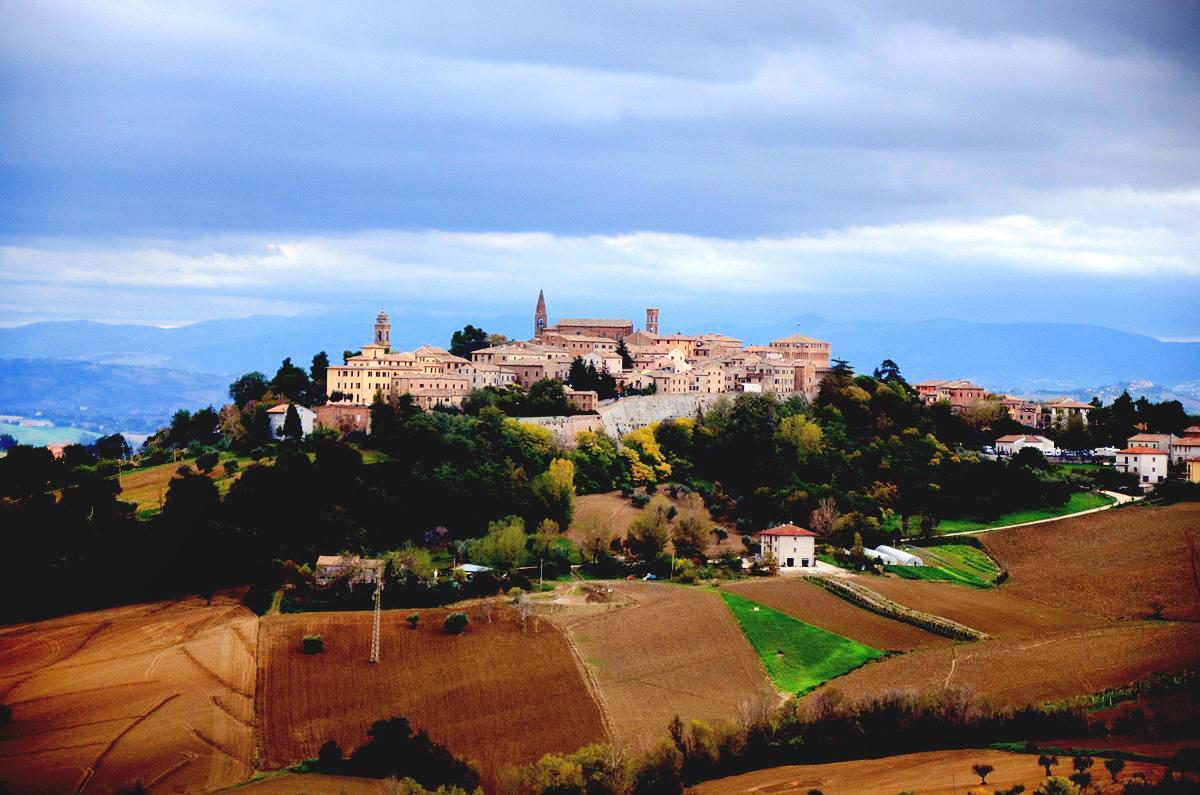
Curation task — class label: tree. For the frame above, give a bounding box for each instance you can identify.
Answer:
[309,352,330,405]
[576,511,613,562]
[809,497,839,539]
[1035,777,1079,795]
[280,404,304,440]
[531,458,575,528]
[472,516,527,570]
[93,433,131,461]
[627,495,671,560]
[162,472,220,525]
[0,433,16,451]
[229,372,270,407]
[316,740,343,772]
[1103,758,1125,783]
[406,613,420,630]
[671,492,710,561]
[1012,446,1050,470]
[973,763,994,784]
[532,518,561,558]
[1071,755,1093,775]
[223,458,239,476]
[270,358,312,404]
[615,338,633,369]
[448,325,490,358]
[302,634,324,653]
[443,612,469,635]
[196,451,219,472]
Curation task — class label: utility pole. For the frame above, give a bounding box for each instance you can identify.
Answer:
[539,557,544,586]
[369,574,383,664]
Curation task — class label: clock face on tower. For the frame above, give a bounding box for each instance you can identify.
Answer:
[537,317,546,330]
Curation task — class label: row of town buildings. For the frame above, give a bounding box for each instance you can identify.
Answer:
[323,292,834,413]
[915,379,1094,430]
[995,428,1200,487]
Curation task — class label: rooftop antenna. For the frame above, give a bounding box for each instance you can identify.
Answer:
[369,572,383,664]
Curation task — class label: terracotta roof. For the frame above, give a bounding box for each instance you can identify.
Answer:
[1118,447,1168,455]
[1171,436,1200,445]
[995,434,1051,443]
[771,333,828,345]
[1128,433,1171,441]
[555,318,633,327]
[759,523,817,537]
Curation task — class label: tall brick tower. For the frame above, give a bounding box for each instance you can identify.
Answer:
[645,307,659,334]
[534,290,548,338]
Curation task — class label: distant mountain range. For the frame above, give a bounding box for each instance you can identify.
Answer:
[1,312,1197,433]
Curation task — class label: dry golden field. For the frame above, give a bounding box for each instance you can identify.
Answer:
[0,594,256,794]
[256,605,606,791]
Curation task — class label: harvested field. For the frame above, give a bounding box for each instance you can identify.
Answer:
[803,620,1200,708]
[256,605,605,791]
[0,594,256,794]
[564,582,775,754]
[693,747,1170,794]
[981,501,1200,621]
[725,578,951,651]
[118,456,250,515]
[857,576,1104,638]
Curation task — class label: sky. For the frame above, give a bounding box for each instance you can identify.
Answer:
[1,1,1198,339]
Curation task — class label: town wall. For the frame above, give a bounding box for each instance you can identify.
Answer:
[520,393,723,446]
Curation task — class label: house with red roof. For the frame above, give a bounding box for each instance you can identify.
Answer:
[757,523,817,570]
[1114,446,1168,487]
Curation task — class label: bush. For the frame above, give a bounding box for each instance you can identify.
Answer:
[0,702,11,726]
[223,458,240,476]
[196,451,219,472]
[302,634,324,654]
[406,613,420,629]
[443,612,469,635]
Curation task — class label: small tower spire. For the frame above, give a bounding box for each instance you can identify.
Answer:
[534,289,548,338]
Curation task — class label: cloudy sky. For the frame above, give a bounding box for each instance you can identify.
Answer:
[2,1,1198,339]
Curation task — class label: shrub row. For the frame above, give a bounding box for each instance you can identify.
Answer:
[812,576,988,641]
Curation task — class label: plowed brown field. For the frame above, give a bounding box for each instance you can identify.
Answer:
[256,605,605,791]
[724,578,951,651]
[693,747,1171,794]
[562,582,775,754]
[981,501,1200,621]
[858,576,1104,638]
[804,617,1200,707]
[0,594,256,794]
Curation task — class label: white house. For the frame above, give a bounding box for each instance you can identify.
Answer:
[1169,435,1200,464]
[1114,447,1168,487]
[758,523,817,569]
[315,555,385,587]
[995,434,1056,456]
[268,403,316,438]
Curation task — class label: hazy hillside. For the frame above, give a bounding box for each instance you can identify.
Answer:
[0,359,228,434]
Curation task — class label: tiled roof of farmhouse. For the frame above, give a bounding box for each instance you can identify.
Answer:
[759,523,817,537]
[1118,447,1168,455]
[995,434,1050,443]
[1128,433,1172,441]
[1174,436,1200,445]
[556,318,633,327]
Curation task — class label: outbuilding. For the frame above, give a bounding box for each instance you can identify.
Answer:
[758,523,817,569]
[875,545,924,566]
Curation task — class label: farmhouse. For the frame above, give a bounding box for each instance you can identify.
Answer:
[994,434,1055,456]
[1126,433,1174,452]
[758,524,817,569]
[314,555,385,587]
[1168,435,1200,464]
[1114,447,1169,487]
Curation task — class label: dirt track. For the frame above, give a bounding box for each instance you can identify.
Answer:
[0,595,256,794]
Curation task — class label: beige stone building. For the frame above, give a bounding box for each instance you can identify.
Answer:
[916,379,988,408]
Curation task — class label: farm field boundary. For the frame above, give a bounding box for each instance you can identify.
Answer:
[812,577,988,640]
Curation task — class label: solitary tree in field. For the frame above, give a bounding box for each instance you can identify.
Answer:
[405,613,419,630]
[1068,772,1091,791]
[1103,758,1125,783]
[973,763,995,785]
[1038,754,1059,776]
[1071,755,1093,775]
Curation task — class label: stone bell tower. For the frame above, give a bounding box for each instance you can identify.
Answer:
[534,289,548,338]
[374,309,391,349]
[645,307,659,335]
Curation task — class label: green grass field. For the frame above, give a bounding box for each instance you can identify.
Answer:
[936,491,1115,533]
[884,563,992,588]
[720,591,884,695]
